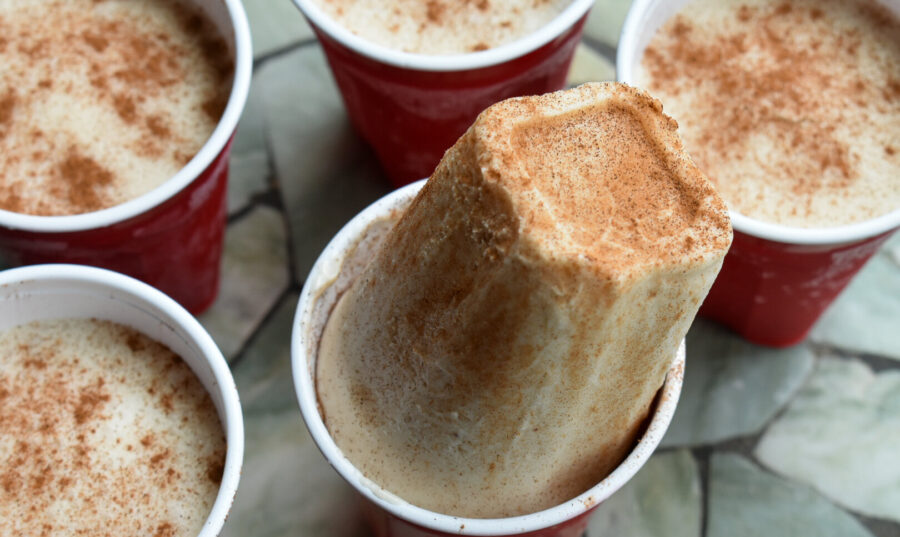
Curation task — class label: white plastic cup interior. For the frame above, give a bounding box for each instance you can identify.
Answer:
[0,264,244,537]
[290,0,595,72]
[617,0,900,246]
[291,180,684,536]
[0,0,253,234]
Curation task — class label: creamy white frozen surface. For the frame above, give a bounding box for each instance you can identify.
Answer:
[0,0,233,215]
[308,0,572,54]
[636,0,900,227]
[317,83,732,518]
[0,319,225,536]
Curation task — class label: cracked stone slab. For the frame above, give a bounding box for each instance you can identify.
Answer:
[583,0,634,50]
[755,356,900,523]
[200,206,290,361]
[567,43,616,86]
[230,292,298,415]
[708,453,873,537]
[221,293,368,537]
[588,450,701,537]
[244,0,314,59]
[660,319,814,448]
[257,46,392,283]
[229,151,270,215]
[810,233,900,361]
[229,70,271,215]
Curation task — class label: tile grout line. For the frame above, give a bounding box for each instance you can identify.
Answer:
[696,447,711,537]
[253,37,320,71]
[226,284,299,370]
[809,341,900,372]
[225,64,306,368]
[261,116,305,294]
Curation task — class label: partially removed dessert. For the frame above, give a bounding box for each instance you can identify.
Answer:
[316,83,732,518]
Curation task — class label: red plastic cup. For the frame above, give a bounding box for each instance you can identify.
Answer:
[617,0,900,347]
[289,0,594,186]
[291,180,685,537]
[0,0,253,315]
[0,264,244,536]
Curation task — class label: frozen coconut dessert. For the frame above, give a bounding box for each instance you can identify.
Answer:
[636,0,900,228]
[308,0,573,54]
[0,319,225,536]
[316,83,732,518]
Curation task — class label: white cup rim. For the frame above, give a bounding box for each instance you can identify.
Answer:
[291,180,684,535]
[0,263,243,537]
[290,0,594,72]
[616,0,900,246]
[0,0,253,234]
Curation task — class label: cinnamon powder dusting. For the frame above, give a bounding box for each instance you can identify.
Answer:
[0,0,234,216]
[312,0,571,54]
[54,149,116,214]
[425,0,446,23]
[0,319,225,536]
[639,0,900,227]
[0,90,15,138]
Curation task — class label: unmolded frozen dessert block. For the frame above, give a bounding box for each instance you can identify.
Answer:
[316,82,732,518]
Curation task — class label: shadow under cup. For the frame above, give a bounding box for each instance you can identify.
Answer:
[290,0,595,187]
[0,0,253,315]
[617,0,900,347]
[291,181,685,537]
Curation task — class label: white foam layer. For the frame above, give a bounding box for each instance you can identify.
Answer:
[0,319,225,536]
[0,0,232,215]
[635,0,900,228]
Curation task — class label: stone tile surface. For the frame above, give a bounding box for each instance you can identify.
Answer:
[200,206,290,360]
[660,320,815,448]
[708,454,874,537]
[228,68,272,214]
[583,0,634,49]
[255,46,392,282]
[229,151,270,215]
[567,43,617,86]
[244,0,314,58]
[588,450,701,537]
[810,233,900,361]
[221,294,368,537]
[755,356,900,523]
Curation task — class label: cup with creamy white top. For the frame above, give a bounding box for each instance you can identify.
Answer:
[618,0,900,346]
[292,84,732,537]
[289,0,595,186]
[0,264,243,537]
[0,0,253,314]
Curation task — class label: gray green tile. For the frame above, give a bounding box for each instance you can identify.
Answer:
[255,46,391,283]
[200,206,290,360]
[588,450,701,537]
[755,356,900,522]
[229,151,270,215]
[220,411,367,537]
[244,0,314,58]
[230,292,298,414]
[660,319,814,448]
[810,233,900,361]
[708,453,873,537]
[229,70,271,214]
[567,43,616,86]
[222,293,366,537]
[583,0,634,49]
